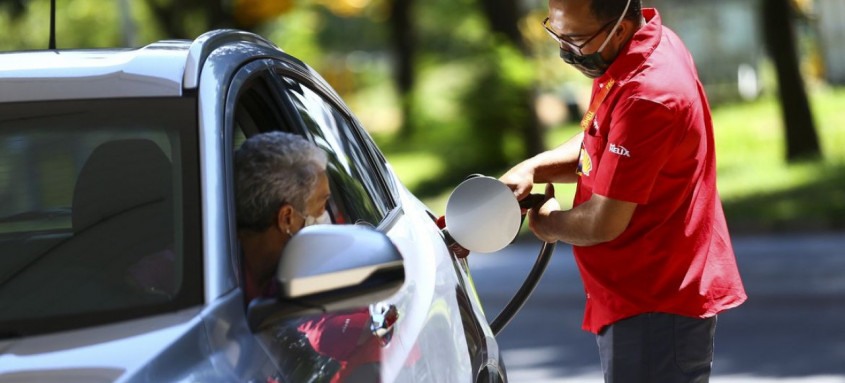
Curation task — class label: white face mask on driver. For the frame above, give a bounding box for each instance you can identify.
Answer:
[302,210,331,227]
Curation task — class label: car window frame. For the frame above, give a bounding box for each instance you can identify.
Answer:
[270,66,400,222]
[223,60,300,298]
[223,59,407,304]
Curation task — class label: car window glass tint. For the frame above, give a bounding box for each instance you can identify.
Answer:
[283,80,386,226]
[0,98,202,336]
[357,122,399,201]
[233,75,287,141]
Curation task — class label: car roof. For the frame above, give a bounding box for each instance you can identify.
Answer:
[0,30,280,103]
[0,41,190,103]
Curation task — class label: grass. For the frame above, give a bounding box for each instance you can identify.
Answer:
[381,87,845,234]
[712,87,845,233]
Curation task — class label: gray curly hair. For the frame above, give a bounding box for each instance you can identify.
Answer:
[235,132,328,232]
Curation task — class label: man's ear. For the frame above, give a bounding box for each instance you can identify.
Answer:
[613,18,636,44]
[276,204,296,234]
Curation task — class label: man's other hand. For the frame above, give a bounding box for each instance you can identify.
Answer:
[528,183,561,243]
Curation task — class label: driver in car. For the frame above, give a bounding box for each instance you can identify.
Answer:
[234,131,331,301]
[234,131,393,382]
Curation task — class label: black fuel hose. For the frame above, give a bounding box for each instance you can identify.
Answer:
[490,240,555,335]
[489,194,556,336]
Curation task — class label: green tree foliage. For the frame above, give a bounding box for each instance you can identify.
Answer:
[405,0,542,190]
[0,0,165,49]
[460,42,535,172]
[1,0,118,49]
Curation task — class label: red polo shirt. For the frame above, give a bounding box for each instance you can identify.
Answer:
[572,8,746,334]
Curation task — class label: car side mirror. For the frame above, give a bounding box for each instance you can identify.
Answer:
[247,225,405,332]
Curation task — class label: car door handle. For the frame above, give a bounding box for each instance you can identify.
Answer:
[369,302,399,346]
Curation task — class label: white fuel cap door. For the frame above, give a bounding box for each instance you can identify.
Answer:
[445,176,522,253]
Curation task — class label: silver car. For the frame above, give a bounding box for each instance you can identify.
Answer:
[0,30,506,382]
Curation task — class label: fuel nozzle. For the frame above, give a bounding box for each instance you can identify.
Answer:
[518,193,546,211]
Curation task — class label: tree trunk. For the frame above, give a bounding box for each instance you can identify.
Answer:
[477,0,544,156]
[762,0,822,162]
[389,0,416,138]
[477,0,526,52]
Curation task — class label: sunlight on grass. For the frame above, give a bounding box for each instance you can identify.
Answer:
[415,62,477,125]
[347,80,401,134]
[386,151,446,193]
[711,87,845,231]
[713,96,800,199]
[714,88,845,202]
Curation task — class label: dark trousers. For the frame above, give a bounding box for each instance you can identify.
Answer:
[596,313,717,383]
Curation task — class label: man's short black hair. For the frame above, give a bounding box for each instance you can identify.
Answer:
[591,0,642,23]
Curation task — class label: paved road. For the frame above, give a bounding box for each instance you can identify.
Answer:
[467,233,845,383]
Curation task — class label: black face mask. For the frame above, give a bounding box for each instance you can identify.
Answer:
[559,48,612,79]
[553,0,632,78]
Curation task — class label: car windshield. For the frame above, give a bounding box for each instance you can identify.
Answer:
[0,97,203,337]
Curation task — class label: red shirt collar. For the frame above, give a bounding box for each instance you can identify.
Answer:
[601,8,662,83]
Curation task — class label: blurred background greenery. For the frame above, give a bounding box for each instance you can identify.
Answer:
[1,0,842,234]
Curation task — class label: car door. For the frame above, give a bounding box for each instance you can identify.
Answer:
[280,76,500,383]
[223,59,389,383]
[270,68,479,382]
[221,55,484,382]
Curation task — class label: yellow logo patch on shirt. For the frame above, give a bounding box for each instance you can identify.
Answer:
[577,145,593,176]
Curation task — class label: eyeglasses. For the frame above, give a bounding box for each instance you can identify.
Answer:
[542,17,616,57]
